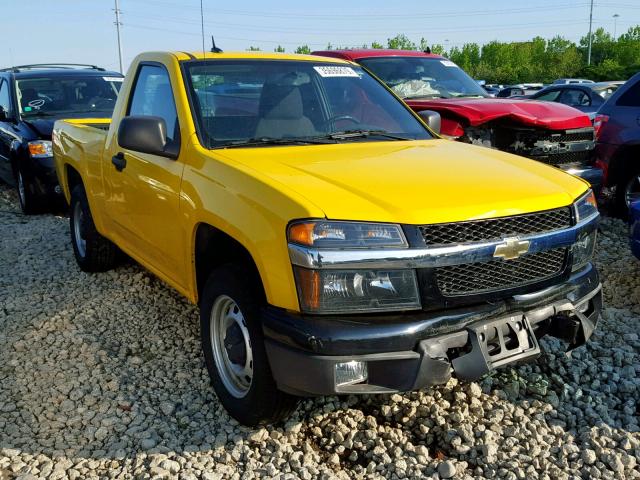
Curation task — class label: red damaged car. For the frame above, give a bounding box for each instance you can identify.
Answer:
[313,49,602,188]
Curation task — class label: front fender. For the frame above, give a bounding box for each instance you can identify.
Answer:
[180,146,325,310]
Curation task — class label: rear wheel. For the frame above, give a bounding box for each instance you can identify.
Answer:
[69,184,119,272]
[16,168,41,215]
[200,264,299,426]
[615,164,640,218]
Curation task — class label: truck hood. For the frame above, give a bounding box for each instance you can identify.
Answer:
[406,97,592,130]
[217,139,589,225]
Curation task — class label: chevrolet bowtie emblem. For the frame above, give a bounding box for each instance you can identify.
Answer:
[493,237,530,260]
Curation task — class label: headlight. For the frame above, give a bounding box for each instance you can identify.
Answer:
[288,221,407,248]
[574,190,598,223]
[293,267,421,314]
[28,140,53,158]
[572,230,597,271]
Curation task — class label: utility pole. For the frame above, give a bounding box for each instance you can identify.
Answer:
[114,0,124,74]
[587,0,594,66]
[613,13,620,39]
[200,0,206,56]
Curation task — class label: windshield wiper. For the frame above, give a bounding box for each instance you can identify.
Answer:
[216,136,335,149]
[22,111,54,118]
[321,129,410,141]
[403,94,447,100]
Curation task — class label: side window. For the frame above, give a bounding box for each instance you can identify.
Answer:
[559,89,590,107]
[0,79,12,116]
[617,81,640,107]
[536,90,561,102]
[128,64,179,144]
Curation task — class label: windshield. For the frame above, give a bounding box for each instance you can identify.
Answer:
[16,75,123,118]
[358,57,488,100]
[184,60,431,148]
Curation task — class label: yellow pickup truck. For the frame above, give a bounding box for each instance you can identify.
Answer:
[53,51,602,426]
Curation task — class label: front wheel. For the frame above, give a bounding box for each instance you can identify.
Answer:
[200,264,298,426]
[615,165,640,218]
[16,168,41,215]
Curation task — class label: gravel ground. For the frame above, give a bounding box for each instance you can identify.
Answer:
[0,182,639,480]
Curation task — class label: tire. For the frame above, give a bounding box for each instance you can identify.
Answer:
[614,163,640,219]
[16,167,42,215]
[69,184,119,272]
[200,264,299,426]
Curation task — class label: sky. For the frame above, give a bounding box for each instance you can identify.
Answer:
[1,0,639,74]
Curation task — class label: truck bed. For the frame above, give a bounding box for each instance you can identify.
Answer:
[53,118,111,203]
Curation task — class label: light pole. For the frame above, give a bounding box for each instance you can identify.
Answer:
[613,13,620,39]
[587,0,594,66]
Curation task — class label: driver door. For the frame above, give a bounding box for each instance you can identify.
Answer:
[104,62,188,289]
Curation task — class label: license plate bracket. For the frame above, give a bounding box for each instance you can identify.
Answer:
[452,314,541,381]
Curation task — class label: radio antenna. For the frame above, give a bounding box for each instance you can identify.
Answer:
[211,35,223,53]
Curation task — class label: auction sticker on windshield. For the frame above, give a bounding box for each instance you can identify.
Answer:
[313,66,359,78]
[103,77,124,82]
[440,60,458,68]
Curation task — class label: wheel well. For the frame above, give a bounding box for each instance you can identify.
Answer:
[194,224,265,304]
[608,145,640,186]
[65,165,83,194]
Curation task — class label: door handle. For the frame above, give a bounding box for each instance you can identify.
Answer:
[112,152,126,172]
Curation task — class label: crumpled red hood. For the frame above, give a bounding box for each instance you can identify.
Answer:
[407,97,592,130]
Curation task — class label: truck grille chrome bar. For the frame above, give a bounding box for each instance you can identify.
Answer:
[420,207,571,246]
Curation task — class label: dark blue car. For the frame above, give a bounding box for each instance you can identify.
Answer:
[630,200,640,260]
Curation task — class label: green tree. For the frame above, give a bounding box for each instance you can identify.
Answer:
[274,45,286,53]
[371,41,384,49]
[295,45,311,54]
[247,46,261,51]
[387,34,416,50]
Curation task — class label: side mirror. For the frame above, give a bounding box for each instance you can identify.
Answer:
[0,106,9,122]
[118,115,178,159]
[417,110,441,135]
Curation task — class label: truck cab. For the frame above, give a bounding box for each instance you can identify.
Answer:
[54,51,601,426]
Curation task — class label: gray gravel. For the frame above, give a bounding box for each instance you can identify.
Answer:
[0,182,639,479]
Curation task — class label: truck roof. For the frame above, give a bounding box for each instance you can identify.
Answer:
[1,67,122,79]
[171,51,353,64]
[311,49,445,61]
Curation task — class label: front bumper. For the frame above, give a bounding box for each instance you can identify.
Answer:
[263,263,601,396]
[24,156,61,196]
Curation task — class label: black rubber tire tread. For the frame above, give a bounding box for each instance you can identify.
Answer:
[69,184,119,272]
[16,168,42,215]
[614,161,640,219]
[200,263,299,426]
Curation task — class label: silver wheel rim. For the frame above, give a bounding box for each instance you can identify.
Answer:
[17,171,26,207]
[625,175,640,208]
[73,201,87,258]
[210,295,253,398]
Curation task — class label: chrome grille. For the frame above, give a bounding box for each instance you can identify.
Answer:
[420,208,572,246]
[436,248,567,296]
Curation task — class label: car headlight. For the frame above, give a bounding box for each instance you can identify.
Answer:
[28,140,53,158]
[574,189,598,223]
[288,220,407,249]
[572,230,597,271]
[293,267,421,314]
[288,220,421,313]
